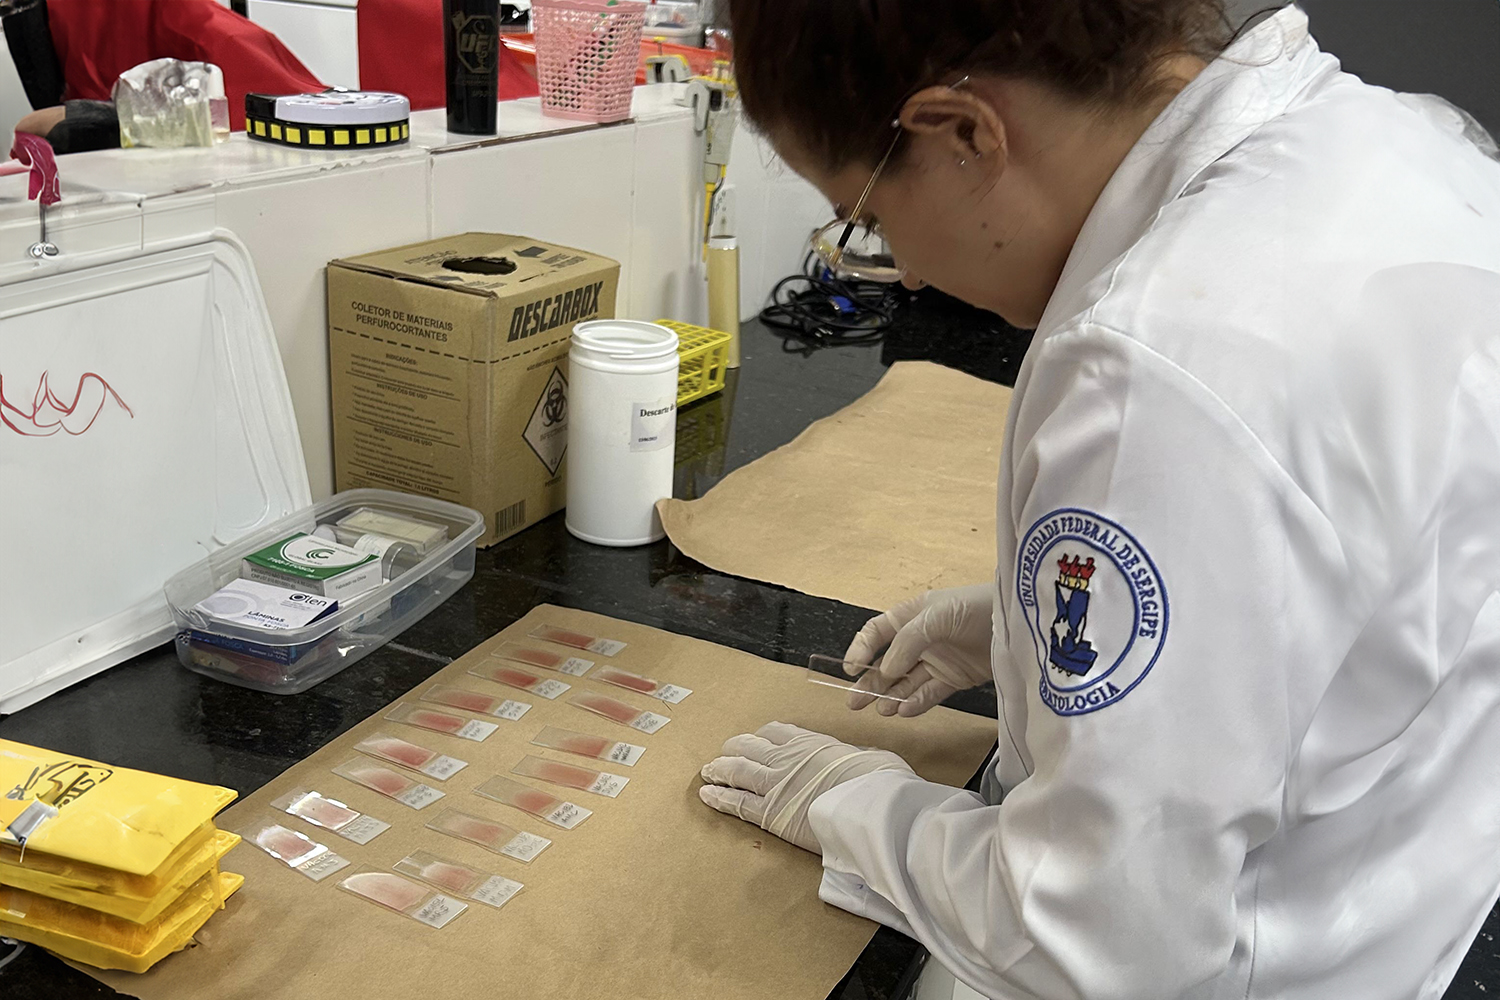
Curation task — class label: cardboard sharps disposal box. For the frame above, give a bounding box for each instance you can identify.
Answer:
[328,233,619,546]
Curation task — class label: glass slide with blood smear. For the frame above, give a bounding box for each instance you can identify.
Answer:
[528,624,628,657]
[513,754,628,797]
[593,665,692,704]
[466,661,571,701]
[270,788,391,845]
[425,808,551,863]
[569,691,671,735]
[473,774,592,830]
[420,684,533,721]
[394,850,524,910]
[531,726,646,767]
[385,702,499,742]
[355,732,468,781]
[332,758,445,810]
[338,870,466,929]
[239,817,350,881]
[491,641,595,677]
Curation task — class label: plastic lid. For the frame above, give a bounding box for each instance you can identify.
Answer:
[274,92,411,125]
[571,320,679,361]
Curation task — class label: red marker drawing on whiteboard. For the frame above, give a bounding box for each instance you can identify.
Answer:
[0,371,133,437]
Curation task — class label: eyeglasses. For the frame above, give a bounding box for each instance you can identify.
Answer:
[811,126,905,284]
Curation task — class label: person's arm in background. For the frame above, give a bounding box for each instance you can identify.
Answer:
[807,324,1359,998]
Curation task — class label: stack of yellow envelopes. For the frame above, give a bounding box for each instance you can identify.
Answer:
[0,739,242,973]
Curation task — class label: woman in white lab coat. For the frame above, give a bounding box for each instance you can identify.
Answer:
[697,3,1500,998]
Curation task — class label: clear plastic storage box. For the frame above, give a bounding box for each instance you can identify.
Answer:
[165,490,484,694]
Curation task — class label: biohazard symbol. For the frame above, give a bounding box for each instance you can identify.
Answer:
[542,380,566,427]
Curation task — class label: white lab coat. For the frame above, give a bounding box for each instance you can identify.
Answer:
[808,7,1500,999]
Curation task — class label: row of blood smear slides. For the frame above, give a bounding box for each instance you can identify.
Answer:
[243,625,673,929]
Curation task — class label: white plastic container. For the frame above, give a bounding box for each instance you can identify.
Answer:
[0,233,310,713]
[566,320,679,546]
[165,489,484,694]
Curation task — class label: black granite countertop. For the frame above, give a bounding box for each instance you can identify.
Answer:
[1,293,1496,1000]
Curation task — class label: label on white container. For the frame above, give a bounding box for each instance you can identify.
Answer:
[606,742,646,766]
[630,397,676,452]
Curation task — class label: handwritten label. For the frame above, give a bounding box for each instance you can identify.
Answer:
[422,755,468,781]
[587,638,628,657]
[394,783,445,810]
[412,893,466,929]
[606,742,646,767]
[456,719,499,741]
[493,700,531,722]
[471,876,524,909]
[533,679,570,701]
[586,773,629,798]
[558,657,594,677]
[654,684,691,704]
[543,801,592,830]
[629,711,670,735]
[337,815,390,845]
[297,851,351,882]
[500,831,551,863]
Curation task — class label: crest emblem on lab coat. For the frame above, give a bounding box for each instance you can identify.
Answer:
[1017,509,1168,716]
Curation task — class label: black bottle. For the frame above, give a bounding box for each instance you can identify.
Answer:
[443,0,501,135]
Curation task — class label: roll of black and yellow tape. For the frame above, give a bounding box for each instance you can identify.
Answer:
[245,90,411,150]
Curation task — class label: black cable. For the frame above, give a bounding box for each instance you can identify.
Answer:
[758,252,900,354]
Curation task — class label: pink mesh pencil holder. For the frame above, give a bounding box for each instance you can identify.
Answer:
[533,0,647,123]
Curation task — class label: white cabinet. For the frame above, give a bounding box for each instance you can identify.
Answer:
[246,0,361,90]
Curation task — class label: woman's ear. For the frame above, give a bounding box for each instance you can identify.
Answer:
[898,85,1007,167]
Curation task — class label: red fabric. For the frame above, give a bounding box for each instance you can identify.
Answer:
[46,0,324,131]
[9,133,60,205]
[357,0,537,112]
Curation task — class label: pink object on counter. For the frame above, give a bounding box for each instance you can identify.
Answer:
[422,686,502,715]
[594,665,659,694]
[358,734,438,770]
[513,756,599,792]
[532,727,612,759]
[342,872,430,911]
[255,824,320,864]
[571,691,643,724]
[289,794,360,829]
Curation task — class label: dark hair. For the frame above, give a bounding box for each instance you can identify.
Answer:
[727,0,1235,172]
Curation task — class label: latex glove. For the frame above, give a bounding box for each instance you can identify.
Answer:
[698,722,913,853]
[843,583,995,717]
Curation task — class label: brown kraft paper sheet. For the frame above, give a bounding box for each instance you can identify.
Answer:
[87,605,998,1000]
[658,361,1011,612]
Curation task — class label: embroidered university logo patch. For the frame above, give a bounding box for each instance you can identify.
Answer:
[1017,509,1169,716]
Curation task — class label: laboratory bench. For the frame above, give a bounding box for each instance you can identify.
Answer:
[2,302,1496,1000]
